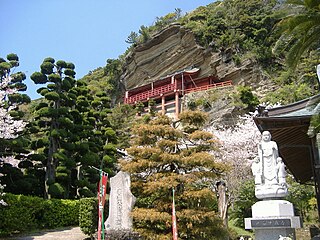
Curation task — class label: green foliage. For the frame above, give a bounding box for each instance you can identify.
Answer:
[310,113,320,135]
[124,8,183,46]
[48,182,66,198]
[81,58,123,101]
[263,82,314,104]
[286,180,316,221]
[0,193,79,237]
[79,197,98,237]
[40,62,54,74]
[28,57,117,200]
[31,72,48,84]
[108,104,136,149]
[42,198,79,228]
[181,0,279,66]
[235,86,260,111]
[125,31,139,45]
[229,179,257,228]
[274,0,320,69]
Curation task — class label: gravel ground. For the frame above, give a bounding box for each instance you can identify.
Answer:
[0,227,88,240]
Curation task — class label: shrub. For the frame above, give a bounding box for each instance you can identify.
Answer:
[0,193,79,237]
[42,199,79,228]
[79,197,98,237]
[0,193,43,236]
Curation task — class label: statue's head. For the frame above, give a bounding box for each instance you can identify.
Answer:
[262,131,271,142]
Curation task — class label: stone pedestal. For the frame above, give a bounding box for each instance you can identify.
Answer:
[245,200,302,240]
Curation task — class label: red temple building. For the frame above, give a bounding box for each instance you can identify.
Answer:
[124,67,233,119]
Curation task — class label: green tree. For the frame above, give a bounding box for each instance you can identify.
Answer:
[286,180,316,221]
[73,80,118,197]
[181,0,279,66]
[108,104,136,149]
[120,111,229,239]
[235,86,260,111]
[30,58,118,199]
[125,31,139,45]
[30,58,78,198]
[229,180,257,228]
[275,0,320,69]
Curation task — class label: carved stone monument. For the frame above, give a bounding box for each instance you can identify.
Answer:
[105,171,136,231]
[245,131,302,240]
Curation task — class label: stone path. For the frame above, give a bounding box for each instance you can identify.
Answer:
[0,227,88,240]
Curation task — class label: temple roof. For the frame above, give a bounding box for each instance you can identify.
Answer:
[254,93,320,183]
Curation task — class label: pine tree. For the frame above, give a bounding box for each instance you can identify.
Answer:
[120,111,229,239]
[29,58,78,198]
[29,58,118,198]
[72,80,118,198]
[108,104,136,149]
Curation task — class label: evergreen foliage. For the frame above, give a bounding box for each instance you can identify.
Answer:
[108,104,136,149]
[81,58,123,105]
[229,180,257,228]
[120,111,230,239]
[29,58,117,199]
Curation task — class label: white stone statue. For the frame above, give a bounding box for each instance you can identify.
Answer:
[252,157,262,185]
[105,171,136,231]
[276,157,287,186]
[253,131,288,199]
[258,131,278,185]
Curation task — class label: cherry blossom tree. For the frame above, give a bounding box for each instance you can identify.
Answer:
[0,54,28,205]
[208,114,261,203]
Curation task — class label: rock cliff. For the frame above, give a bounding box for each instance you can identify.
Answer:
[121,23,275,97]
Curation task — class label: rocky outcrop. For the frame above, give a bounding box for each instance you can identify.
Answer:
[121,23,275,96]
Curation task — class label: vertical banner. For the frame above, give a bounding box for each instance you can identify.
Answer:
[98,171,108,240]
[172,188,178,240]
[317,64,320,83]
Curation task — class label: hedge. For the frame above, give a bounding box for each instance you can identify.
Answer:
[79,197,98,237]
[0,193,79,236]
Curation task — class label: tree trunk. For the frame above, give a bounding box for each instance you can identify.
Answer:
[216,181,228,227]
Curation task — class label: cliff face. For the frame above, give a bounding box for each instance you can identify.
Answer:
[121,24,275,97]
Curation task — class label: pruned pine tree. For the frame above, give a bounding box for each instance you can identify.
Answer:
[72,80,118,197]
[120,111,230,240]
[29,58,118,199]
[29,58,79,198]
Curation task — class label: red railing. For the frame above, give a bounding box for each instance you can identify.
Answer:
[125,84,175,104]
[184,80,233,94]
[124,80,233,104]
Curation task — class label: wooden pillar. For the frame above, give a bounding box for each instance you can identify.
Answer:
[124,91,128,103]
[181,73,184,95]
[161,95,165,115]
[175,91,179,120]
[312,133,320,219]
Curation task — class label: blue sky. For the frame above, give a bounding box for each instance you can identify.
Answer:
[0,0,214,99]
